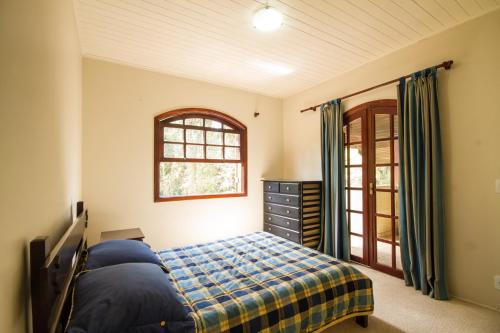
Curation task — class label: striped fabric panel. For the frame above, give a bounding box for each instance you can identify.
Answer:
[159,232,374,333]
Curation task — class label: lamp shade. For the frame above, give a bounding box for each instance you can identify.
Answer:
[252,7,283,32]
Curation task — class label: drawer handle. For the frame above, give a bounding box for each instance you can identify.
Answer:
[268,207,272,210]
[286,198,290,202]
[268,185,272,189]
[268,227,272,231]
[286,233,290,237]
[268,217,272,221]
[286,186,290,190]
[286,221,290,225]
[286,210,290,214]
[268,196,272,200]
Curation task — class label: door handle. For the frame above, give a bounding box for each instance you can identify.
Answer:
[369,182,374,195]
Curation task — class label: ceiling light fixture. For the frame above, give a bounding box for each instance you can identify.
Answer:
[252,5,283,32]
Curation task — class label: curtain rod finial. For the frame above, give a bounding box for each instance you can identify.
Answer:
[443,60,453,70]
[300,106,317,113]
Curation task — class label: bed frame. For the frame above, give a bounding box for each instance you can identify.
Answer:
[29,202,368,332]
[30,201,88,333]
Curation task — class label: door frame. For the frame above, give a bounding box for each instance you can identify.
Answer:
[344,99,403,278]
[343,106,369,265]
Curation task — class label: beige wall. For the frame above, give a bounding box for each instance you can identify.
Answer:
[0,1,82,332]
[82,58,283,248]
[283,9,500,310]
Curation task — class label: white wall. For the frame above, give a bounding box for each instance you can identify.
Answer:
[0,1,82,332]
[82,58,283,248]
[282,10,500,310]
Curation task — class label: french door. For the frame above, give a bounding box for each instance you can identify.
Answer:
[344,100,403,278]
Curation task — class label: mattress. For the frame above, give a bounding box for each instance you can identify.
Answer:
[159,232,374,333]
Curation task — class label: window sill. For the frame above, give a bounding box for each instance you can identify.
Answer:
[154,192,247,202]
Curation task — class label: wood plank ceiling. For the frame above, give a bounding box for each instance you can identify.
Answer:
[74,0,499,97]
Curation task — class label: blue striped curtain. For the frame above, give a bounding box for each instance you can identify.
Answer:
[319,99,349,260]
[397,68,448,300]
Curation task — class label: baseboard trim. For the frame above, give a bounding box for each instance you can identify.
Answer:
[451,295,500,312]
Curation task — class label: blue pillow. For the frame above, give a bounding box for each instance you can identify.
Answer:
[85,240,165,270]
[66,263,195,333]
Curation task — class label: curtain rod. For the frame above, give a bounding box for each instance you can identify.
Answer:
[300,60,453,113]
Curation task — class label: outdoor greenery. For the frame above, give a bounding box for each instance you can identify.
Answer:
[159,162,242,197]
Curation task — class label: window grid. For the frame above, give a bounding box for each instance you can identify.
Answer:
[154,109,247,202]
[162,117,242,163]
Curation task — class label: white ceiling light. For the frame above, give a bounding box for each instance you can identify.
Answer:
[252,6,283,32]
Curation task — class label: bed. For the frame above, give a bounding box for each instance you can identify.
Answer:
[30,204,373,333]
[160,232,373,332]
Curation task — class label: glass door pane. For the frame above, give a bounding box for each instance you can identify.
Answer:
[351,235,363,258]
[373,111,401,275]
[377,241,392,266]
[345,114,366,263]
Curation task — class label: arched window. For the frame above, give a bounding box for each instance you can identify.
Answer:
[154,108,247,202]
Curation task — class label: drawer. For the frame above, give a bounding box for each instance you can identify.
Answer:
[280,182,300,195]
[264,223,300,243]
[264,213,300,231]
[264,203,300,219]
[263,181,280,193]
[264,192,300,207]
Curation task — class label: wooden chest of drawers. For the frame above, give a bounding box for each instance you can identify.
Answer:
[263,180,322,249]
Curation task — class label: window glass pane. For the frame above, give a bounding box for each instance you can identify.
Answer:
[395,218,400,243]
[350,235,363,258]
[185,118,203,127]
[345,168,349,187]
[394,139,399,164]
[224,133,240,146]
[375,114,391,139]
[186,145,203,159]
[225,147,240,160]
[375,166,391,189]
[205,119,222,129]
[395,194,399,218]
[376,140,391,164]
[343,125,347,143]
[349,167,362,188]
[186,129,204,144]
[223,124,233,130]
[159,162,242,197]
[349,118,362,142]
[376,191,391,215]
[206,131,222,145]
[164,127,183,142]
[349,144,363,165]
[206,146,223,159]
[169,119,183,125]
[377,241,392,267]
[394,115,398,138]
[394,166,400,190]
[164,143,183,158]
[350,212,363,234]
[376,216,392,241]
[350,190,363,211]
[396,245,402,270]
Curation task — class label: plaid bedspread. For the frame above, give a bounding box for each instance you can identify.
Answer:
[159,232,374,333]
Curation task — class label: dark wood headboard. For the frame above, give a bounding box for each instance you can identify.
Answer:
[30,202,88,333]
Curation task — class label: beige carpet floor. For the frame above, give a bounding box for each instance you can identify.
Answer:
[324,264,500,333]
